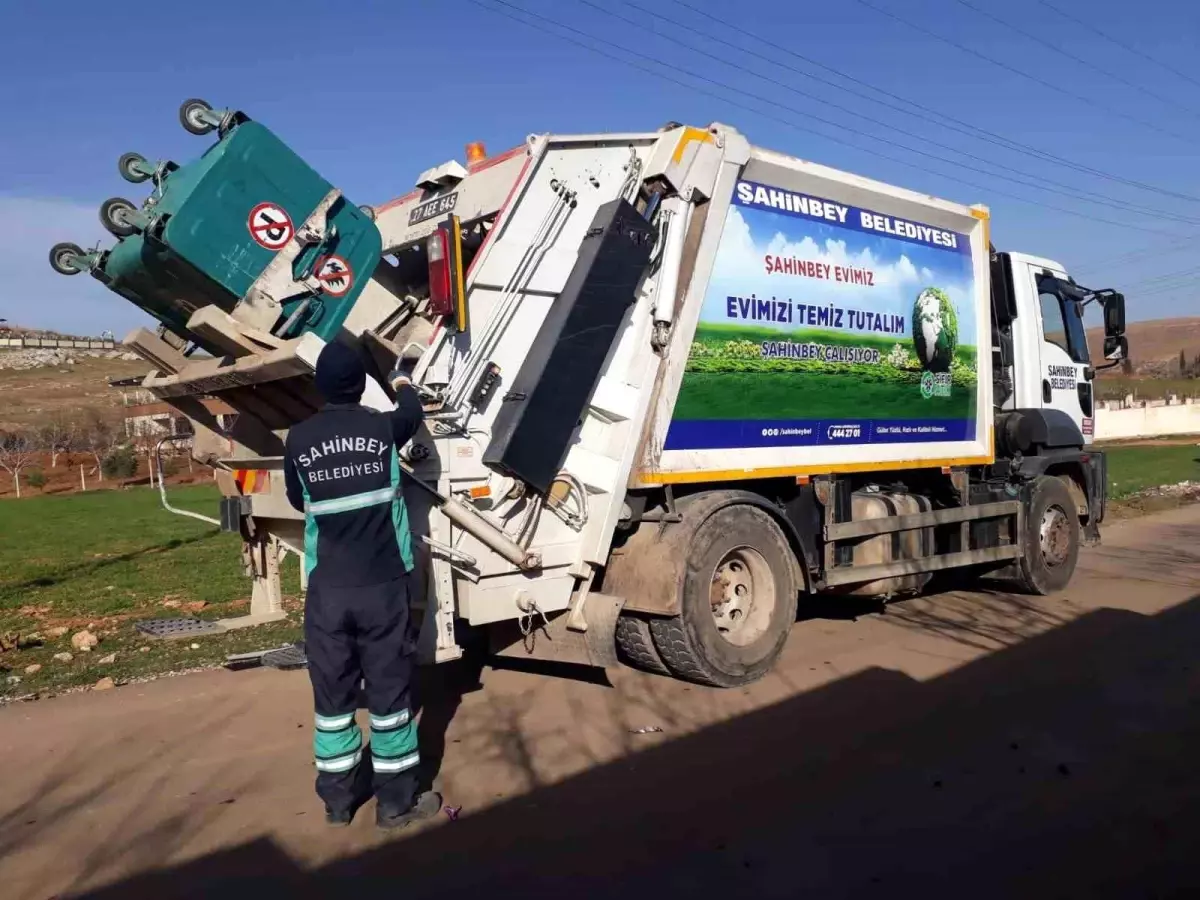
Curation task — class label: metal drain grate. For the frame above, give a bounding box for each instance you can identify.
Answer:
[135,617,224,640]
[261,643,307,670]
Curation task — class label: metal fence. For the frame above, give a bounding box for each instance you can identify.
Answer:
[0,337,117,350]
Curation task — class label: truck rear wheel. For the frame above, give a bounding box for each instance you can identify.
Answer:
[650,504,798,687]
[614,614,670,675]
[1015,475,1080,595]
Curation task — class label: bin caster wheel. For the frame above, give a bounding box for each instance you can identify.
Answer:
[100,198,139,238]
[118,152,152,184]
[359,204,376,221]
[179,98,216,135]
[49,242,86,276]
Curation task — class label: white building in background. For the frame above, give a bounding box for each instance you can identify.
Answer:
[109,376,234,441]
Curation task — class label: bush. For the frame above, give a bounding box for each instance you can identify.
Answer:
[101,446,138,480]
[25,468,47,489]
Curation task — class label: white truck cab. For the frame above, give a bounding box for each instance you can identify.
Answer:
[996,251,1126,445]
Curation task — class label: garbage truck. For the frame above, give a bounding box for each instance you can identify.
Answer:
[50,100,1129,687]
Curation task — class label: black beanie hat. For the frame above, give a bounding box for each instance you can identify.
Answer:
[314,342,366,404]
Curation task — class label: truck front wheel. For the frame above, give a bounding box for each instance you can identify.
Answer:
[1015,476,1080,595]
[650,504,798,687]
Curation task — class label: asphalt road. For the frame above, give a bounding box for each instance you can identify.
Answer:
[2,505,1199,899]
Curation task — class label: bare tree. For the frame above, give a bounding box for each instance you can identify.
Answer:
[79,407,125,478]
[39,415,77,468]
[0,430,40,499]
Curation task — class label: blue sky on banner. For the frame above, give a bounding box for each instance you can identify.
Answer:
[701,204,978,343]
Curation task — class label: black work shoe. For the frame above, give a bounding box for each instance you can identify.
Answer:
[376,791,443,831]
[325,807,353,827]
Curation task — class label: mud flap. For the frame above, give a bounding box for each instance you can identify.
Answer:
[1083,450,1107,545]
[489,593,626,669]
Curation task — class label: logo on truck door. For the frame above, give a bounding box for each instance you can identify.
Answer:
[408,192,458,226]
[1047,365,1078,390]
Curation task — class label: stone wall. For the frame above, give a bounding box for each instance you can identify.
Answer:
[1095,397,1200,441]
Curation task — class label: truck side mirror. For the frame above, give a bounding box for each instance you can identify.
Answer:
[1103,334,1128,361]
[1103,291,1126,337]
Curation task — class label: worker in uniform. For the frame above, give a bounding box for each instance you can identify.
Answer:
[284,341,441,829]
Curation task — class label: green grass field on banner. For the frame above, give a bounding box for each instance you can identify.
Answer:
[675,323,978,421]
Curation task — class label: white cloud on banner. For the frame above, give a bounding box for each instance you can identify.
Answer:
[701,207,976,340]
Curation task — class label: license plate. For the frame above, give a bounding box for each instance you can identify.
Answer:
[409,192,458,225]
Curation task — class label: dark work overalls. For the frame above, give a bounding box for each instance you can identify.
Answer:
[283,384,425,816]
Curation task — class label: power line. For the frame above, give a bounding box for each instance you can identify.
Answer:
[1122,264,1200,291]
[1038,0,1200,91]
[1075,236,1196,272]
[591,0,1200,224]
[661,0,1200,205]
[852,0,1194,145]
[1135,279,1200,300]
[951,0,1200,118]
[468,0,1187,238]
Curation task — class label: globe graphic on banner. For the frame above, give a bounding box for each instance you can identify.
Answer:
[912,287,958,373]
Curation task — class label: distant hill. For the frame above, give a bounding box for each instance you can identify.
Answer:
[0,356,147,430]
[1086,317,1200,378]
[0,323,112,342]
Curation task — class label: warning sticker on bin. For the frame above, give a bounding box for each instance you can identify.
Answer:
[315,255,353,297]
[247,203,294,250]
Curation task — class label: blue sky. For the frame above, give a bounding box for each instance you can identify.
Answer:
[1,0,1196,336]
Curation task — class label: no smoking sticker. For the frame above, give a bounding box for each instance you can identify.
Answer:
[247,202,294,250]
[315,255,353,297]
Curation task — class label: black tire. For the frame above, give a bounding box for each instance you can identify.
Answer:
[615,614,671,676]
[1014,476,1080,595]
[118,152,151,184]
[49,242,85,276]
[100,198,139,238]
[649,504,798,687]
[179,98,215,135]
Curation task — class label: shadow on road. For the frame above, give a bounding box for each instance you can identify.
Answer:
[412,655,486,795]
[69,593,1200,899]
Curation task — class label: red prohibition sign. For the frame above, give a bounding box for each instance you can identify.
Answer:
[247,202,294,250]
[315,255,354,297]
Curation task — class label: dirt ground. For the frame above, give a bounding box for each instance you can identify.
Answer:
[0,357,147,431]
[1,506,1198,899]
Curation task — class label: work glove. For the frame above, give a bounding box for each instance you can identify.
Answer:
[387,366,412,392]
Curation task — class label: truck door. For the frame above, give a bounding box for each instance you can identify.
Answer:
[1035,272,1095,441]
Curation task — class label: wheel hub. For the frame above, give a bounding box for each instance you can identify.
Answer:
[710,546,776,647]
[1039,506,1071,567]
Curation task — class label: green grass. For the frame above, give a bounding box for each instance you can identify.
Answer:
[694,322,979,362]
[1094,377,1198,401]
[678,323,977,420]
[674,372,975,420]
[1103,444,1200,499]
[0,485,301,699]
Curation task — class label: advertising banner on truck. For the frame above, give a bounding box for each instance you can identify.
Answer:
[665,179,980,451]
